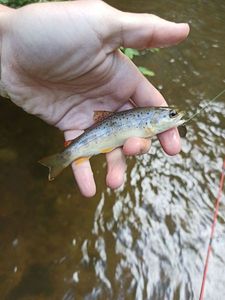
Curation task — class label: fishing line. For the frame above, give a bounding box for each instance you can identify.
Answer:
[199,159,225,300]
[184,88,225,123]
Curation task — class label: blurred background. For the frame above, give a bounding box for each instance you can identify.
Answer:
[0,0,225,299]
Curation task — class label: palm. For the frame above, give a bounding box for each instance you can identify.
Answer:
[2,1,136,132]
[0,0,189,196]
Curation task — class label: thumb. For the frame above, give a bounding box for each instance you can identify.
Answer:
[117,12,190,49]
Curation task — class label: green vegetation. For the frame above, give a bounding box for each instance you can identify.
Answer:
[121,47,158,77]
[138,66,155,77]
[0,0,53,8]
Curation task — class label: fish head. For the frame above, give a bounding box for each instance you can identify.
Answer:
[152,107,186,134]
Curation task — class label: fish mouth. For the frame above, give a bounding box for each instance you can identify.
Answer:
[175,110,186,126]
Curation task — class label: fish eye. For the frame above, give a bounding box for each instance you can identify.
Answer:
[169,110,178,118]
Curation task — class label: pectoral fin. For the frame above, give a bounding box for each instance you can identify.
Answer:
[64,140,73,148]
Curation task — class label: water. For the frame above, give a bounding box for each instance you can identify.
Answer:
[0,0,225,299]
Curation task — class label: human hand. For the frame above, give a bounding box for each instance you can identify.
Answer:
[0,0,189,196]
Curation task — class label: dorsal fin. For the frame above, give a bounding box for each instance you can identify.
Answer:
[93,110,114,123]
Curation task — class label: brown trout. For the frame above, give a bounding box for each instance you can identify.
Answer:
[39,107,186,180]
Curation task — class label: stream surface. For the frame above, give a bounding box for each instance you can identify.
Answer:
[0,0,225,299]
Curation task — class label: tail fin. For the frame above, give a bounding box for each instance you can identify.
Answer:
[39,153,69,181]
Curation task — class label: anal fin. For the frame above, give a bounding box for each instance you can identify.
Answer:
[100,147,114,154]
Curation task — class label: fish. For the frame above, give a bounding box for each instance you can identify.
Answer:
[39,88,225,181]
[39,107,186,180]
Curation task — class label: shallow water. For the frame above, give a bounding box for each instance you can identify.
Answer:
[0,0,225,299]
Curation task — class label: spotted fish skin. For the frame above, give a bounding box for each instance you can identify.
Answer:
[39,107,185,180]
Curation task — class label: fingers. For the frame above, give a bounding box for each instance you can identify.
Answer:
[158,127,181,155]
[118,12,189,49]
[65,129,152,195]
[106,138,151,190]
[71,159,96,198]
[123,137,151,156]
[106,148,126,189]
[131,73,181,155]
[64,130,96,198]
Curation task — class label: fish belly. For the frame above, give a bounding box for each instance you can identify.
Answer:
[72,127,151,159]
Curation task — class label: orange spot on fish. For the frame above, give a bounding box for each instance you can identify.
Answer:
[100,147,114,154]
[74,157,90,165]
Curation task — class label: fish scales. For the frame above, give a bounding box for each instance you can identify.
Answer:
[66,108,157,158]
